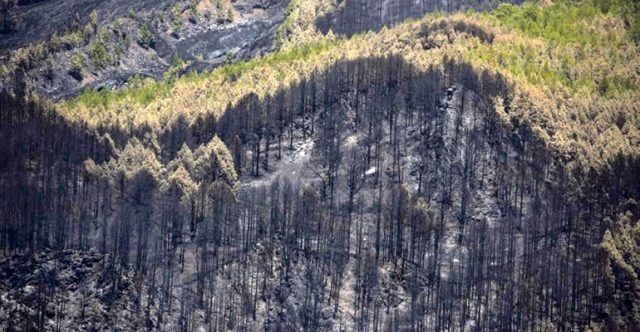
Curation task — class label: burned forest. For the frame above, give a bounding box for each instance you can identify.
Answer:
[1,0,640,331]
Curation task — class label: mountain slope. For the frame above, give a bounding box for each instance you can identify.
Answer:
[0,0,289,99]
[314,0,525,36]
[1,1,639,331]
[63,1,640,170]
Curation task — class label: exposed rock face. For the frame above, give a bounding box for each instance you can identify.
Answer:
[315,0,524,36]
[166,10,281,70]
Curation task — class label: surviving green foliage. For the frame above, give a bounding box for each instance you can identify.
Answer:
[88,39,111,70]
[70,52,85,76]
[137,23,155,49]
[61,0,639,175]
[275,0,301,48]
[601,210,640,329]
[475,0,639,96]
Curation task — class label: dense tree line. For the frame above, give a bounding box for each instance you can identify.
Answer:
[1,54,639,331]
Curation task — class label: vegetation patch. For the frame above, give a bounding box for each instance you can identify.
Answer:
[61,0,639,171]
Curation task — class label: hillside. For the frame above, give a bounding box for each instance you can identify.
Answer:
[63,0,640,169]
[314,0,525,36]
[1,0,640,331]
[0,0,288,99]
